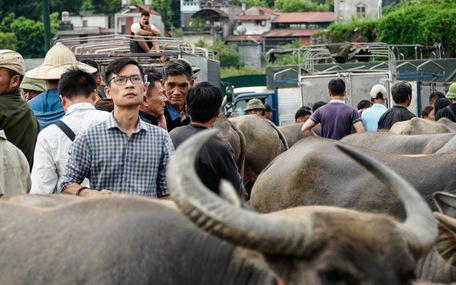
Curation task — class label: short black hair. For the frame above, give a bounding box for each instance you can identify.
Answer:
[105,57,144,86]
[429,91,445,104]
[80,59,99,76]
[141,11,150,17]
[295,106,312,121]
[312,101,326,113]
[59,68,96,100]
[186,82,223,123]
[391,81,412,104]
[357,99,372,110]
[328,78,345,96]
[434,98,451,114]
[144,68,163,98]
[163,59,192,81]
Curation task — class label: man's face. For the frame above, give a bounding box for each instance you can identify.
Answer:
[22,89,41,101]
[145,81,167,117]
[104,64,146,109]
[140,15,150,26]
[0,68,19,95]
[164,74,193,108]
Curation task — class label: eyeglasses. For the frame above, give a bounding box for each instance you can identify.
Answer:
[107,75,144,85]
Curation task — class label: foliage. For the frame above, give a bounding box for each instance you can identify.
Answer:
[210,41,241,68]
[318,1,456,57]
[274,0,330,12]
[194,39,208,48]
[0,0,43,21]
[0,33,17,50]
[1,12,60,58]
[241,0,269,9]
[221,66,266,78]
[269,40,301,66]
[152,0,173,30]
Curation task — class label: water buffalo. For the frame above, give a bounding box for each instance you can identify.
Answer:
[0,130,438,285]
[278,123,322,150]
[250,136,456,219]
[168,129,437,285]
[213,115,246,177]
[390,117,456,135]
[413,191,456,283]
[229,115,288,184]
[341,132,455,154]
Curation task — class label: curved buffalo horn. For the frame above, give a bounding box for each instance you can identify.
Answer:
[168,129,316,256]
[335,142,437,259]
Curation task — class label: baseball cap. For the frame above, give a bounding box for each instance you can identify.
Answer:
[264,103,275,112]
[370,84,388,100]
[0,50,25,75]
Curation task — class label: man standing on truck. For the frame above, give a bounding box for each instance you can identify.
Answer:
[301,78,364,140]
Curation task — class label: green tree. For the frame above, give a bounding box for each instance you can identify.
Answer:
[0,33,17,50]
[274,0,328,12]
[1,12,60,58]
[211,41,241,68]
[241,0,269,9]
[152,0,173,30]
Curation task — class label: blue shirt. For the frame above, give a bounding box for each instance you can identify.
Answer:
[361,103,387,131]
[60,113,175,198]
[28,88,65,131]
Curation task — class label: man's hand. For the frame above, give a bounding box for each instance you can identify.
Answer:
[78,188,113,197]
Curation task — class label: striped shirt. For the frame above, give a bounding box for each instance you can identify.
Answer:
[60,113,174,198]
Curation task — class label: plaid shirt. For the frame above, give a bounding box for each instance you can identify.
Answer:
[60,113,174,198]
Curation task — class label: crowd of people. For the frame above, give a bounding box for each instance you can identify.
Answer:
[1,41,455,198]
[0,44,241,199]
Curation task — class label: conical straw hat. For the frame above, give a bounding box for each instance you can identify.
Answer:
[25,42,97,80]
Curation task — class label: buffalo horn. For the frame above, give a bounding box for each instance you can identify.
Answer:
[335,142,437,259]
[167,129,316,256]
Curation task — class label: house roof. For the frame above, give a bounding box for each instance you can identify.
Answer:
[263,29,317,38]
[225,34,264,42]
[252,6,281,15]
[272,12,334,23]
[234,15,270,21]
[136,5,160,16]
[193,8,229,18]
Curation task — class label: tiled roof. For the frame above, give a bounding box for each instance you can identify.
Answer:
[252,6,281,15]
[136,5,160,16]
[273,12,335,23]
[263,29,317,37]
[234,15,270,20]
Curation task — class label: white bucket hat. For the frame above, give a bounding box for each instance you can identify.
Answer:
[25,42,97,80]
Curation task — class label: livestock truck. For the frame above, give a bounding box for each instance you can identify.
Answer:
[228,43,450,126]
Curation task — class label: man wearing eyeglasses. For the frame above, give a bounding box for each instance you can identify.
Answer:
[60,58,174,199]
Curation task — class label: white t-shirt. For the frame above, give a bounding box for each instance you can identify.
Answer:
[131,22,159,34]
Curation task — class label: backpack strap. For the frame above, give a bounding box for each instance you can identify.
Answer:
[54,120,76,142]
[446,105,456,122]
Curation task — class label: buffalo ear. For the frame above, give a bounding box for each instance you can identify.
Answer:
[433,212,456,265]
[433,192,456,218]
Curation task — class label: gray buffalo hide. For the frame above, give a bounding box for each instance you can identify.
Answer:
[229,115,288,182]
[341,132,455,154]
[250,136,456,219]
[390,118,456,135]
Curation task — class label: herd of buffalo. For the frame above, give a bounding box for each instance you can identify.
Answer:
[3,115,456,284]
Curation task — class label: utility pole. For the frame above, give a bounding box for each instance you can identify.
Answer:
[43,0,51,52]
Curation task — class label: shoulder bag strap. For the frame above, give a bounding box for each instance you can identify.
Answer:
[54,120,76,142]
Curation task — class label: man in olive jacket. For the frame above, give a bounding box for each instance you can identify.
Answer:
[0,50,39,168]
